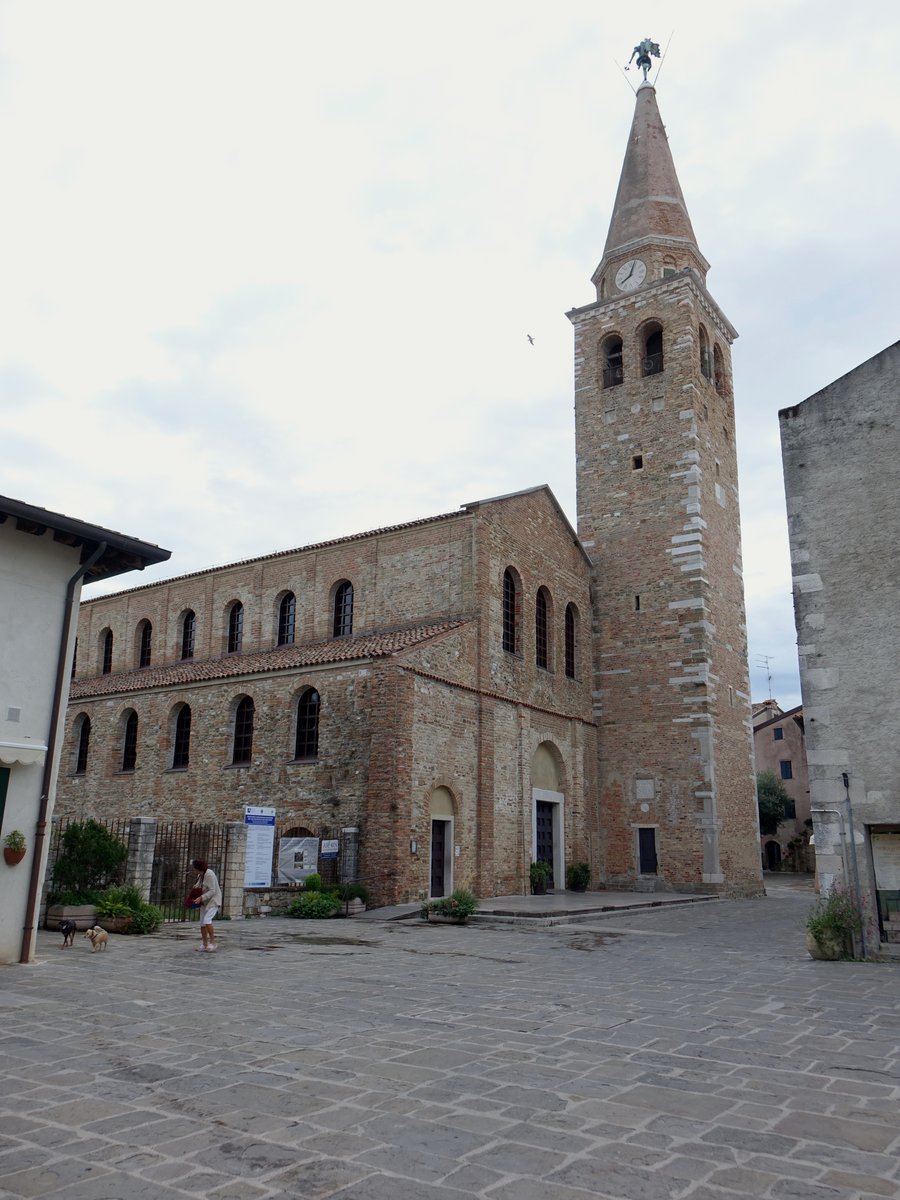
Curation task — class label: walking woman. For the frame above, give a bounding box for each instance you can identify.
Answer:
[191,858,222,952]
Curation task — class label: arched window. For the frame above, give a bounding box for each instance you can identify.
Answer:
[502,568,521,654]
[137,620,152,668]
[713,343,726,396]
[535,587,551,670]
[565,604,578,680]
[74,715,91,775]
[232,697,254,765]
[172,705,192,769]
[101,629,113,675]
[122,711,138,772]
[278,592,296,646]
[294,688,320,760]
[642,322,664,376]
[601,335,623,389]
[333,581,353,637]
[181,610,196,661]
[71,638,78,679]
[227,602,244,654]
[699,325,712,380]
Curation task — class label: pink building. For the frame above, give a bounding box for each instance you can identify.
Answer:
[752,701,812,871]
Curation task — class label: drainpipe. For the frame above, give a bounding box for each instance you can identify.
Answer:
[20,541,107,963]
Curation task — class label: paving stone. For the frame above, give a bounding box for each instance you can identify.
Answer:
[189,1137,310,1179]
[820,1168,898,1196]
[772,1110,898,1153]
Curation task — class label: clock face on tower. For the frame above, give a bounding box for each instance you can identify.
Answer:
[614,258,647,292]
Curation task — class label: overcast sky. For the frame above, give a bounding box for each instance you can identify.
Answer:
[2,1,898,710]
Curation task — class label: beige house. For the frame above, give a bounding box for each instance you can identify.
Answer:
[0,495,168,963]
[752,701,811,871]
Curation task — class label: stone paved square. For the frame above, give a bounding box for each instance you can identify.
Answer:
[1,879,898,1199]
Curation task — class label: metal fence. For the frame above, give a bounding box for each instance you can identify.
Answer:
[150,821,229,923]
[271,824,359,888]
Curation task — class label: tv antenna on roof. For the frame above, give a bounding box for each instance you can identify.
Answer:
[756,654,775,701]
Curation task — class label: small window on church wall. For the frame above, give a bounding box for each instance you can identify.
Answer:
[121,711,138,772]
[713,344,726,396]
[232,697,254,765]
[227,602,244,654]
[601,335,623,389]
[502,569,520,654]
[74,715,91,775]
[138,620,152,669]
[535,588,551,670]
[294,688,320,760]
[181,610,196,660]
[699,325,712,380]
[634,595,641,612]
[632,454,643,470]
[564,604,577,679]
[642,323,663,377]
[333,581,353,637]
[172,704,192,769]
[101,629,113,675]
[278,592,296,646]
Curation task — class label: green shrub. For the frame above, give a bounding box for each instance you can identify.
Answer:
[341,883,369,904]
[566,862,591,891]
[127,903,163,935]
[287,892,340,919]
[529,860,552,887]
[806,884,863,955]
[421,887,479,921]
[303,873,322,892]
[50,820,127,902]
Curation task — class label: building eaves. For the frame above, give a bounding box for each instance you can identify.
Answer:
[0,494,170,582]
[70,618,473,699]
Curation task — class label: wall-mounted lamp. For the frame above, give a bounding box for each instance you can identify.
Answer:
[410,839,418,855]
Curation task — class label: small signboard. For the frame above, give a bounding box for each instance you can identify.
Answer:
[244,806,276,888]
[278,837,319,884]
[320,839,339,861]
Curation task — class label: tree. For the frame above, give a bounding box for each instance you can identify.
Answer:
[757,771,791,836]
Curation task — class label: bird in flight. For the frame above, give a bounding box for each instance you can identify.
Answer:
[526,334,535,345]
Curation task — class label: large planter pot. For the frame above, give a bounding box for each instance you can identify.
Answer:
[97,916,134,934]
[531,881,547,896]
[805,929,848,961]
[341,898,366,918]
[3,848,26,866]
[46,904,98,932]
[424,913,467,925]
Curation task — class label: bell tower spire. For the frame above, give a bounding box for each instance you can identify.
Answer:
[569,62,763,899]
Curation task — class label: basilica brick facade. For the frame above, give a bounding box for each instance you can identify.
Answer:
[57,81,763,904]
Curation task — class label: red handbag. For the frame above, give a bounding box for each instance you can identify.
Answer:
[184,886,202,909]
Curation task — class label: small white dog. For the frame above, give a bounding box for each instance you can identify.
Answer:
[84,926,109,952]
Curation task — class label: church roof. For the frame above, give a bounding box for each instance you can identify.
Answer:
[602,83,700,260]
[70,618,472,698]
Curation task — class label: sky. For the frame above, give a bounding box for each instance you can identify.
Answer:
[2,1,898,711]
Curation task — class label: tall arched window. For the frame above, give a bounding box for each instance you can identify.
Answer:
[172,704,192,769]
[181,610,196,661]
[642,322,664,376]
[74,715,91,775]
[699,324,712,380]
[601,335,623,389]
[294,688,320,760]
[138,620,152,668]
[71,638,78,679]
[502,568,520,654]
[535,588,550,670]
[713,343,726,396]
[227,602,244,654]
[278,592,296,646]
[232,697,254,764]
[101,629,113,675]
[565,604,578,680]
[333,581,353,637]
[122,711,138,772]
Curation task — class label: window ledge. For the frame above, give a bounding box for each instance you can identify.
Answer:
[288,757,319,766]
[225,762,252,770]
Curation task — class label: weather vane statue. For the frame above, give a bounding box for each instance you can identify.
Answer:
[626,36,661,82]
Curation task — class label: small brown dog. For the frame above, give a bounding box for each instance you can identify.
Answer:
[84,926,109,952]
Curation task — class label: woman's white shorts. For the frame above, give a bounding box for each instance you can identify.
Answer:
[199,905,219,926]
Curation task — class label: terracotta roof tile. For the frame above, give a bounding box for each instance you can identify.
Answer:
[71,619,472,699]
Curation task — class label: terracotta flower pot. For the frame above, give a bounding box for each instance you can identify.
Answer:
[3,847,26,865]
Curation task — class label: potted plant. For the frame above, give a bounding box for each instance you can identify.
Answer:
[421,887,479,924]
[339,882,369,917]
[805,883,863,960]
[3,830,27,866]
[566,862,591,892]
[46,819,127,930]
[530,859,552,895]
[96,886,163,935]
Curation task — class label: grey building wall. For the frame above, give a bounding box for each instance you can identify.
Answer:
[780,340,900,949]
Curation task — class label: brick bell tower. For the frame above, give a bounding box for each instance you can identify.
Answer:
[569,76,763,895]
